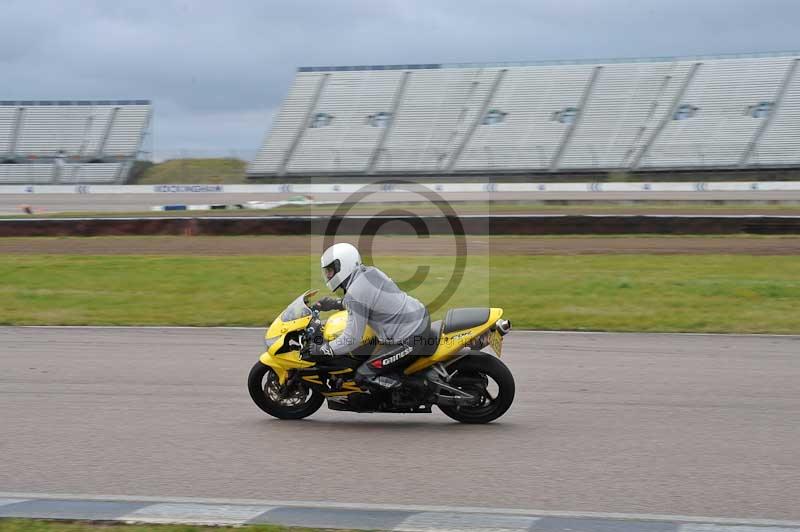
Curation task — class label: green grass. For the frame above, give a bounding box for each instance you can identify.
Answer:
[0,519,338,532]
[134,158,247,184]
[1,254,799,333]
[126,158,800,184]
[126,158,800,185]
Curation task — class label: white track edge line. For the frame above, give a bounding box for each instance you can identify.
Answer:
[0,492,798,527]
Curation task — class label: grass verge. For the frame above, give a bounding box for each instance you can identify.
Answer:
[134,158,247,184]
[126,158,800,184]
[1,254,798,333]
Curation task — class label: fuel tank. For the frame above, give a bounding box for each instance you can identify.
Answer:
[322,310,377,344]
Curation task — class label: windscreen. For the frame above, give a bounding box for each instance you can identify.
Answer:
[280,293,312,322]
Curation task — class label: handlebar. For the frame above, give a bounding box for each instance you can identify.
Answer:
[304,312,324,350]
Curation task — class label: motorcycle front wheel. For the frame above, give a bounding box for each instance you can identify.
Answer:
[438,353,515,424]
[248,362,324,420]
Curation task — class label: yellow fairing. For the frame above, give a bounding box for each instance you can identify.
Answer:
[259,313,315,385]
[265,314,310,346]
[323,310,376,344]
[259,349,313,385]
[404,308,504,375]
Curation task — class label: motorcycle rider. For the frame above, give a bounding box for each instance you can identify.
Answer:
[305,242,434,391]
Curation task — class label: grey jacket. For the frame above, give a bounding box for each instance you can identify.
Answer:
[327,265,427,356]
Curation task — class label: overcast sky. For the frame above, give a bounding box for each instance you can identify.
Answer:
[2,0,798,159]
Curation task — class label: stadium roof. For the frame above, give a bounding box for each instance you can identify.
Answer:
[297,50,800,72]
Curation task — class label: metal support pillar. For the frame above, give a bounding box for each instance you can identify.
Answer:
[366,71,410,174]
[739,58,799,167]
[278,73,330,176]
[7,106,24,160]
[621,73,673,167]
[445,68,507,173]
[630,62,702,169]
[96,106,120,160]
[549,66,602,172]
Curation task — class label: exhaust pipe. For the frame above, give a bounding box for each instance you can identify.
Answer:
[495,319,512,335]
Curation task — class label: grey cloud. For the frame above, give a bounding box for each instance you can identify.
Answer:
[2,0,798,154]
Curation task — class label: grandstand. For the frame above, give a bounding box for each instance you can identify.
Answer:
[0,100,151,184]
[248,52,800,178]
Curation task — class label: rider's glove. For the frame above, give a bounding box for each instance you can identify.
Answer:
[313,296,344,312]
[304,341,334,359]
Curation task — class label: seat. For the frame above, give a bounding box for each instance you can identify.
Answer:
[416,320,443,357]
[442,307,491,334]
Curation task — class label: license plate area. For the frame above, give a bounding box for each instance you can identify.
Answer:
[489,329,503,357]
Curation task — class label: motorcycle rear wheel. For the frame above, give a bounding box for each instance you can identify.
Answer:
[248,362,324,420]
[438,353,515,424]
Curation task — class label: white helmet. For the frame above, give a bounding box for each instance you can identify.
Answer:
[321,243,361,292]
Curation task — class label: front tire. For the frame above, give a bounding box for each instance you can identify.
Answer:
[438,353,515,424]
[248,362,324,420]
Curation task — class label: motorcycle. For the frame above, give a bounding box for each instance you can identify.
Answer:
[248,290,515,424]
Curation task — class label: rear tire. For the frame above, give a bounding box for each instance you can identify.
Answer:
[438,353,515,424]
[248,362,324,420]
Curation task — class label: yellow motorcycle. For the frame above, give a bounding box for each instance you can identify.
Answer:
[248,290,514,423]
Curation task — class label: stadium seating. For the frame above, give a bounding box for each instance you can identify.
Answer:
[288,70,406,173]
[374,67,497,173]
[0,100,150,184]
[458,64,598,171]
[0,164,54,184]
[249,52,800,177]
[641,57,796,168]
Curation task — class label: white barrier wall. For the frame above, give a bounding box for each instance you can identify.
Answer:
[1,181,800,195]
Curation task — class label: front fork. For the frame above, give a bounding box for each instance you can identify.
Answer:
[259,350,313,385]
